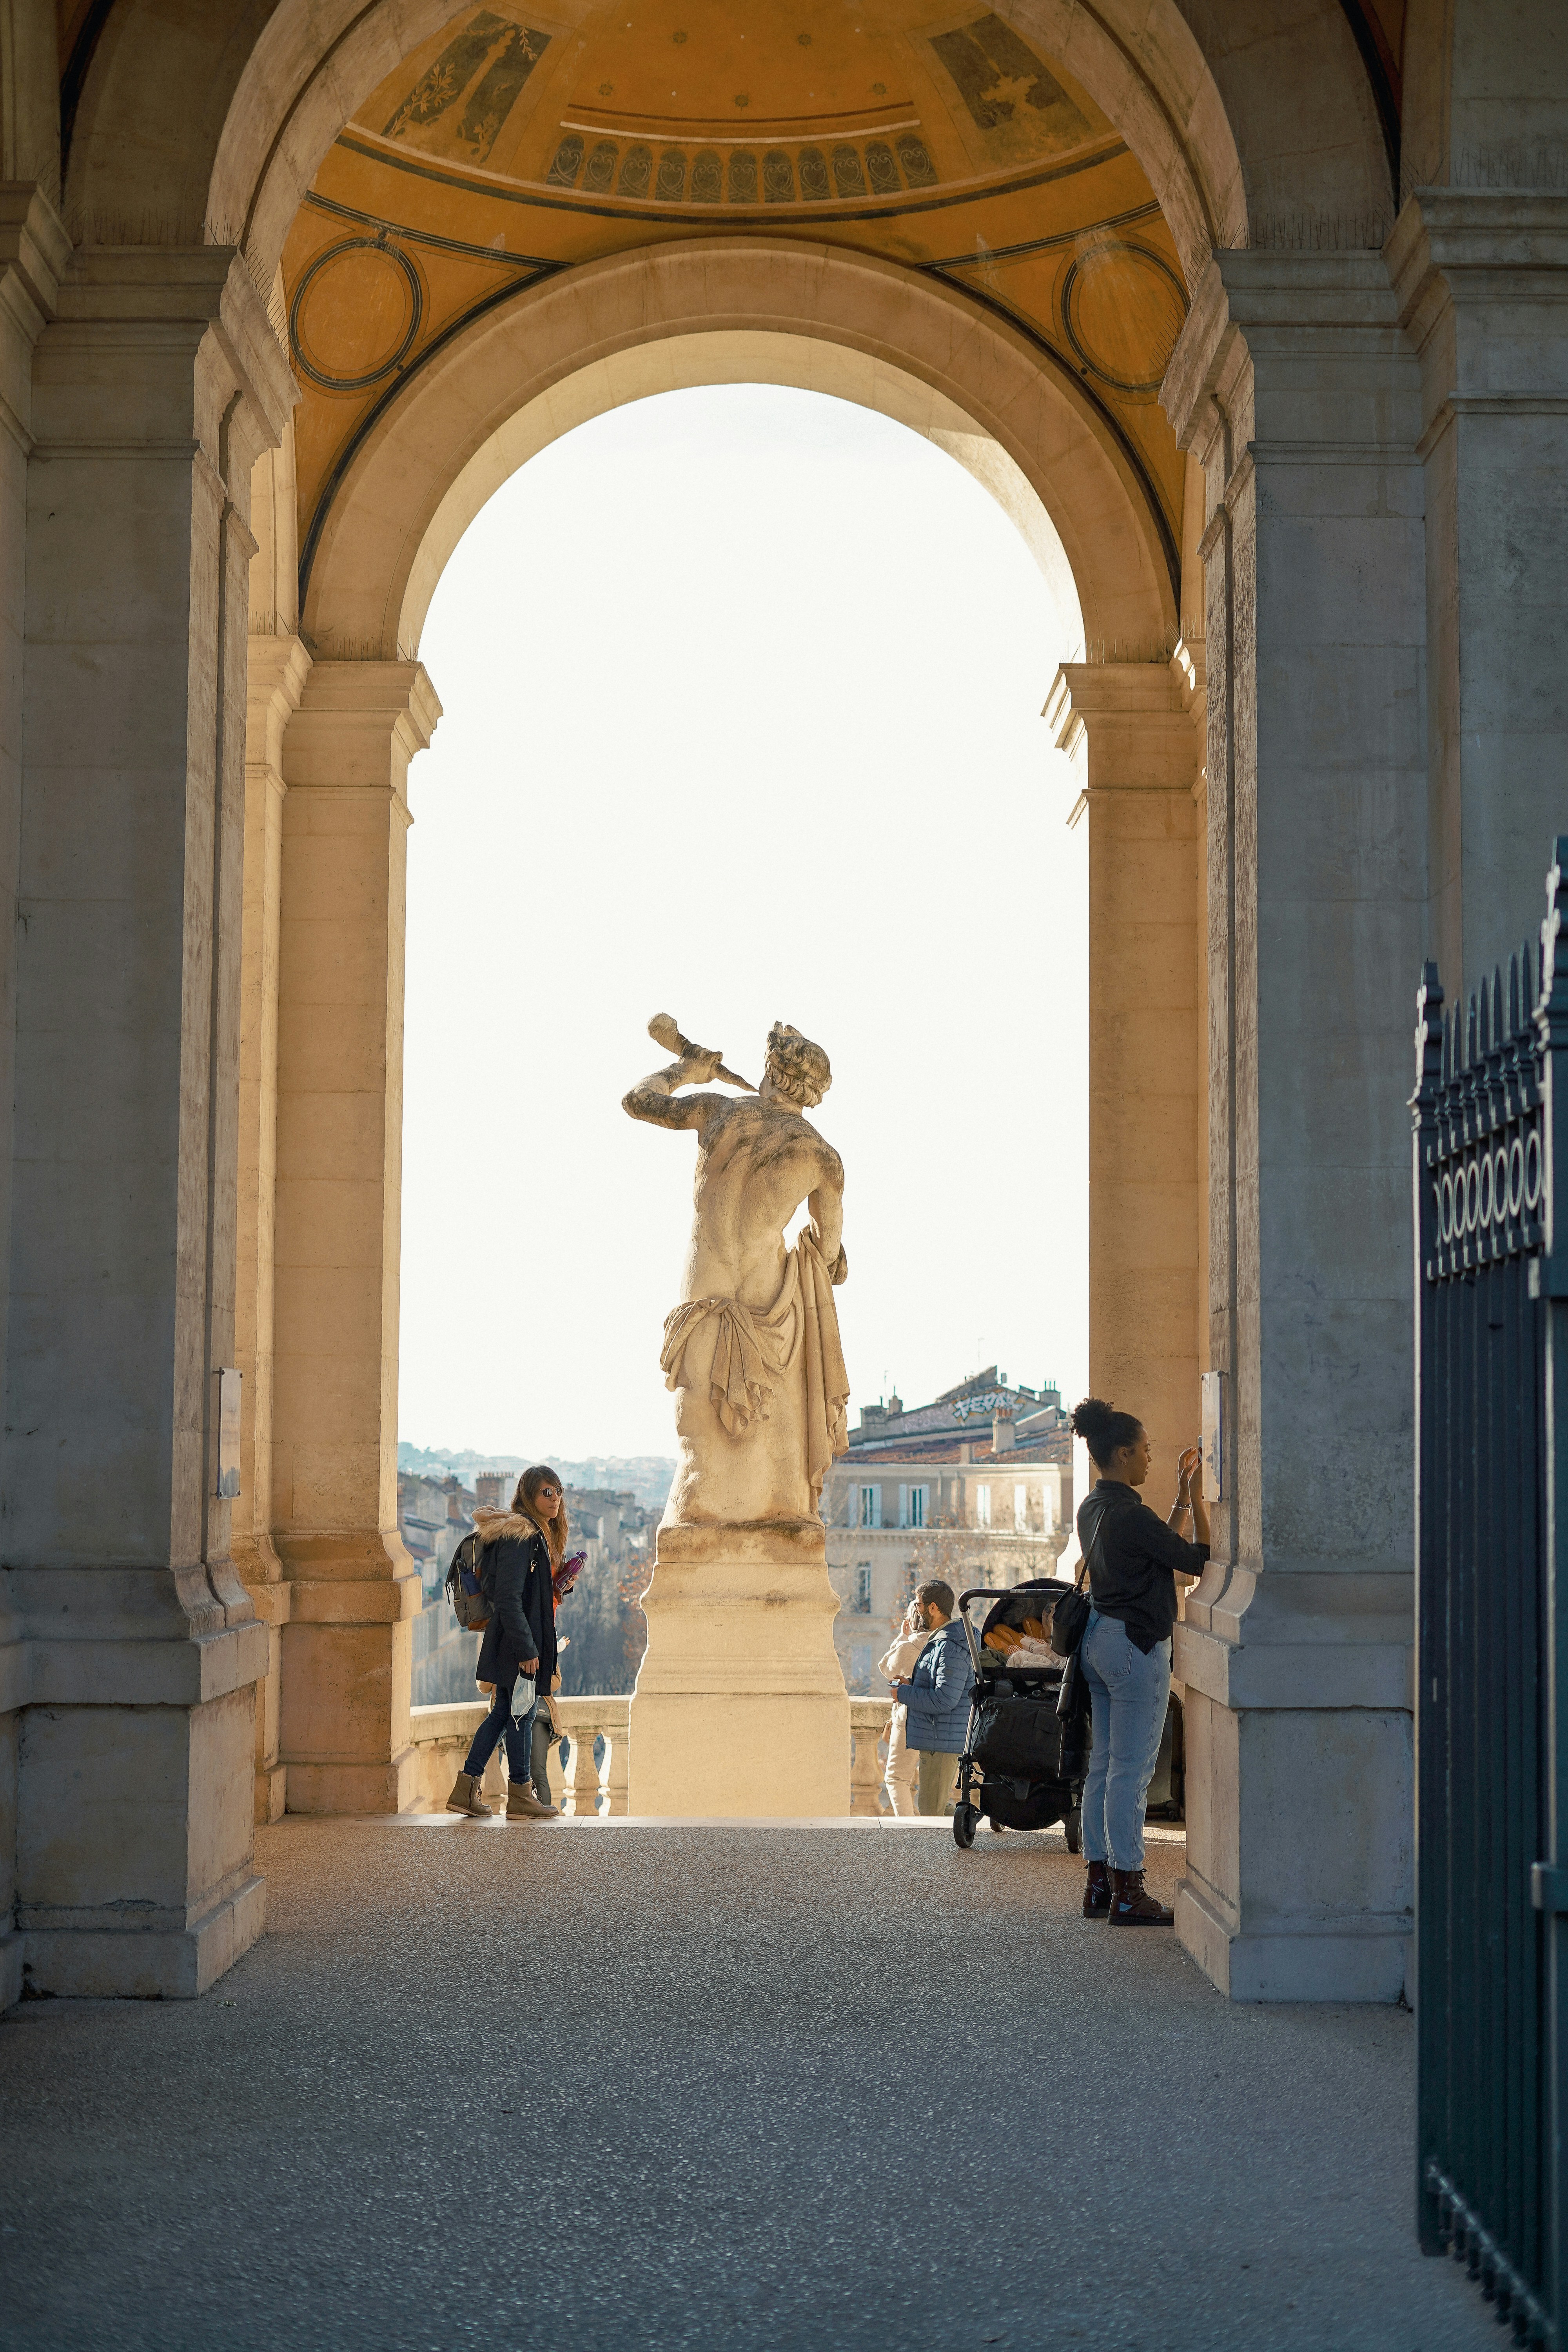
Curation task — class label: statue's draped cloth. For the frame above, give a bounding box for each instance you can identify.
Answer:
[659,1232,849,1506]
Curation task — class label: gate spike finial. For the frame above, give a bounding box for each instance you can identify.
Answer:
[1467,989,1479,1073]
[1541,837,1568,1026]
[1508,949,1521,1040]
[1414,959,1445,1103]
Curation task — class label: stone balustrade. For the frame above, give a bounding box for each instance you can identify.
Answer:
[411,1693,895,1815]
[409,1697,630,1815]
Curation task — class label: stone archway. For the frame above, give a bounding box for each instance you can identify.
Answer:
[240,239,1207,1834]
[5,0,1471,2008]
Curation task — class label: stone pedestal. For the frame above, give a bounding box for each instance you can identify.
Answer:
[628,1522,850,1817]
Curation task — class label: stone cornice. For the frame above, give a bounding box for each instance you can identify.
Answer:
[0,181,72,327]
[1045,656,1200,807]
[1162,248,1410,453]
[51,245,298,452]
[1387,190,1568,446]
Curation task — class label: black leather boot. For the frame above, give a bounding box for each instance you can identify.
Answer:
[1108,1868,1173,1926]
[1083,1860,1111,1918]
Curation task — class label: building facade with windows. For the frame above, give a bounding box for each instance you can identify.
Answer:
[821,1368,1073,1694]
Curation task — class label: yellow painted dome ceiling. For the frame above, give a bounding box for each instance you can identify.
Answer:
[286,3,1192,600]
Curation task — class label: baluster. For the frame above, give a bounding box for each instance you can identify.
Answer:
[603,1721,630,1816]
[849,1707,887,1815]
[561,1719,604,1817]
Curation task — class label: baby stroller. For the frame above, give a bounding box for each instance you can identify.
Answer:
[951,1578,1089,1852]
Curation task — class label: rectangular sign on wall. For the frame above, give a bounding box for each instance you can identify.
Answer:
[1201,1370,1224,1501]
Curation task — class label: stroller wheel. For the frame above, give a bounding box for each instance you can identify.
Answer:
[952,1803,978,1850]
[1063,1803,1082,1855]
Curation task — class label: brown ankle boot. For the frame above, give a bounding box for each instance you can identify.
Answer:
[1083,1860,1111,1918]
[506,1783,559,1820]
[445,1771,492,1818]
[1108,1868,1173,1926]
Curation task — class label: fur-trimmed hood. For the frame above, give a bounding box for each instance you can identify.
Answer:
[473,1506,543,1547]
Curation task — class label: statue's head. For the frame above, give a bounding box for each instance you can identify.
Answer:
[763,1022,831,1110]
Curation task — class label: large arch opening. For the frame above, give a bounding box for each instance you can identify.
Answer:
[392,375,1091,1717]
[241,234,1205,1823]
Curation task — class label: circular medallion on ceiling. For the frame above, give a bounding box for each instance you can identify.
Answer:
[1060,242,1186,396]
[289,238,423,394]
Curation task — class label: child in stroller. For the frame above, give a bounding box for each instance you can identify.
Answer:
[950,1578,1089,1851]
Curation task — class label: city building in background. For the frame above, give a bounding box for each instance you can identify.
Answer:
[399,1468,658,1703]
[822,1367,1073,1695]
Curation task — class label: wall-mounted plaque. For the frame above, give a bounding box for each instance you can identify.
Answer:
[214,1367,242,1500]
[1201,1370,1223,1501]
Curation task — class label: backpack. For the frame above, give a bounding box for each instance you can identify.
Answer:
[445,1531,492,1631]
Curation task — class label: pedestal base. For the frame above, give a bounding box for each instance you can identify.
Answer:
[628,1521,849,1816]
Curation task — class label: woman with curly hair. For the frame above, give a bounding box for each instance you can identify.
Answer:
[1069,1398,1209,1926]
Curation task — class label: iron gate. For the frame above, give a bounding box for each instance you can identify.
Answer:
[1413,843,1568,2344]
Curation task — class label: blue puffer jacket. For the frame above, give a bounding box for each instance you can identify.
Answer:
[897,1619,975,1753]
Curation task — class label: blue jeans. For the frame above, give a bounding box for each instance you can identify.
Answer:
[463,1676,537,1783]
[1079,1608,1171,1871]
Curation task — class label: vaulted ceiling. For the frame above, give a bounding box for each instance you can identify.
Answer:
[283,3,1201,600]
[180,0,1405,608]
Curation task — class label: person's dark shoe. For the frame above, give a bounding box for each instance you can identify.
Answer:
[1108,1868,1173,1925]
[1083,1860,1111,1918]
[506,1783,559,1819]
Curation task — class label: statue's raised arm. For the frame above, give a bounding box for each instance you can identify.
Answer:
[621,1012,753,1133]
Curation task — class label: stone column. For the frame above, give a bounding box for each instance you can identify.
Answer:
[271,660,440,1814]
[1388,191,1568,996]
[1162,253,1426,2000]
[1045,657,1203,1509]
[236,632,310,1823]
[7,249,292,1995]
[0,181,70,2012]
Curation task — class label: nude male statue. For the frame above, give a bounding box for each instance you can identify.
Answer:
[622,1018,850,1528]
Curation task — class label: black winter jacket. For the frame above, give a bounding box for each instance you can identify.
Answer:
[474,1513,558,1691]
[1076,1479,1209,1654]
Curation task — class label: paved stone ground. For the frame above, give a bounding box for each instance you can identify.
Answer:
[0,1818,1495,2352]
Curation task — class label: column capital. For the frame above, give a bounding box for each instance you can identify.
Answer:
[246,633,312,779]
[1387,189,1568,451]
[1044,656,1199,797]
[38,243,296,472]
[0,181,71,331]
[285,660,443,794]
[1161,248,1414,456]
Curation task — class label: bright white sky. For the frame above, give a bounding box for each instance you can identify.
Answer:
[399,383,1087,1463]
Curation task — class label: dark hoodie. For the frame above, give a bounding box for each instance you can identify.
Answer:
[473,1508,559,1691]
[1076,1479,1208,1654]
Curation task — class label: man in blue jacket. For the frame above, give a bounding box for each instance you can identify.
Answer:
[893,1579,975,1816]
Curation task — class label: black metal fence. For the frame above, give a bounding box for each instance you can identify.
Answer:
[1413,844,1568,2345]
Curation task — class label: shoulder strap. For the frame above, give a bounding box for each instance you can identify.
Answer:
[1076,1508,1113,1590]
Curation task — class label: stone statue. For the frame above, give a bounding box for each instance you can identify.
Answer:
[623,1015,850,1528]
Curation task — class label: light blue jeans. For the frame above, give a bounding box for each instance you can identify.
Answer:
[1079,1608,1171,1871]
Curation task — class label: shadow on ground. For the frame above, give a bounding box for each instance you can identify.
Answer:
[0,1819,1494,2352]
